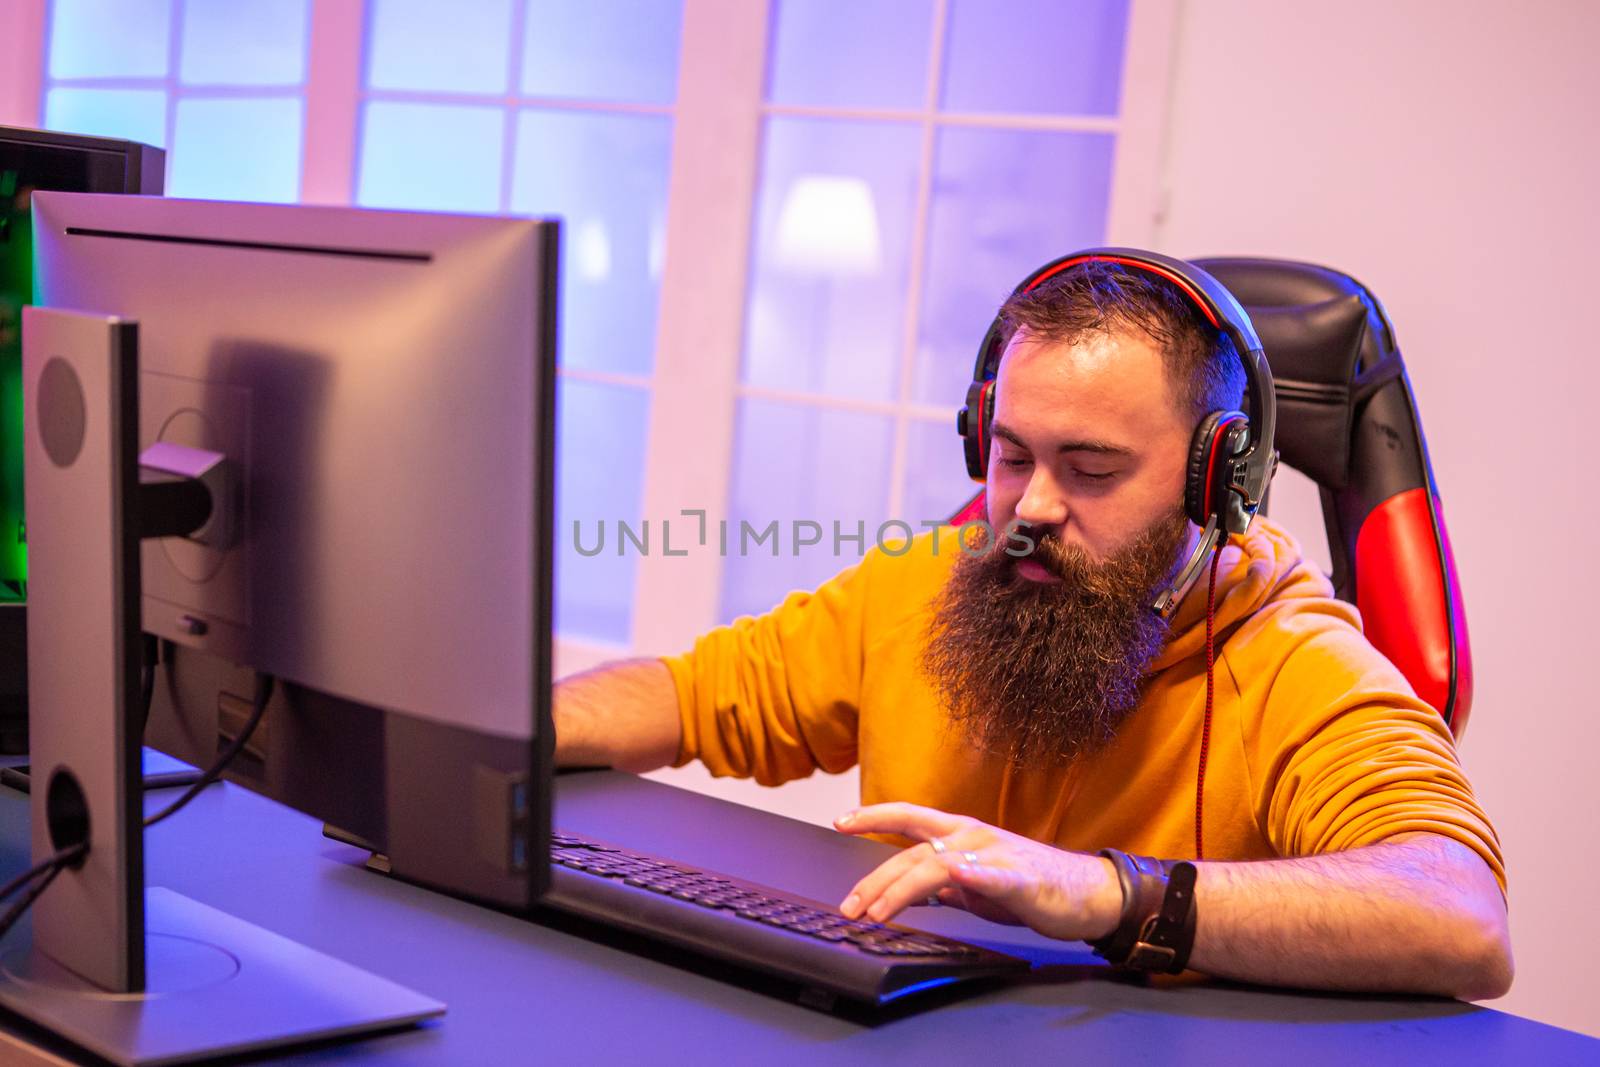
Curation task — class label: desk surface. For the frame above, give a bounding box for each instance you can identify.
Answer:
[0,768,1594,1066]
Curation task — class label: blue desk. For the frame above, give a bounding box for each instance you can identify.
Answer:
[0,768,1594,1065]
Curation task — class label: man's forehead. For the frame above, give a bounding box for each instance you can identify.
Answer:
[996,327,1177,410]
[1000,325,1159,372]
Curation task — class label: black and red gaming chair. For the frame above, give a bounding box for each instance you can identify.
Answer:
[952,257,1473,738]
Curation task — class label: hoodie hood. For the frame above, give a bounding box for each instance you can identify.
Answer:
[1149,517,1338,673]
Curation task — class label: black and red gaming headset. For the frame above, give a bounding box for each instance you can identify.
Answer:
[955,248,1279,617]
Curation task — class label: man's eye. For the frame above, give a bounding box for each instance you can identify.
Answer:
[998,456,1031,470]
[1074,469,1117,482]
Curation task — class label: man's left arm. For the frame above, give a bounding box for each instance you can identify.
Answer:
[835,807,1511,999]
[1186,830,1510,998]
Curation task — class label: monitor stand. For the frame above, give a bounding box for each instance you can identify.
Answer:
[0,308,443,1065]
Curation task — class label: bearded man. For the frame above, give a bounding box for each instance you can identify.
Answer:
[555,258,1511,1000]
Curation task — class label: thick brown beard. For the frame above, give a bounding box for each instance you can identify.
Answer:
[920,509,1191,768]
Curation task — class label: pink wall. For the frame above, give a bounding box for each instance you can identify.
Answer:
[0,0,45,127]
[1157,0,1600,1036]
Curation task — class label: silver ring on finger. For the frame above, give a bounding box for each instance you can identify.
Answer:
[929,837,948,855]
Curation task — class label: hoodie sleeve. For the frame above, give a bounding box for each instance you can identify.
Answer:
[659,557,871,786]
[1240,605,1506,896]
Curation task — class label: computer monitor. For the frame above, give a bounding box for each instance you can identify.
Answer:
[0,126,164,750]
[8,192,558,1063]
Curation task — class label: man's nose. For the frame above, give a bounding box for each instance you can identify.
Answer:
[1014,467,1068,529]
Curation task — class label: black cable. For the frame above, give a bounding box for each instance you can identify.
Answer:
[0,665,271,940]
[0,842,87,904]
[144,672,274,829]
[0,849,77,941]
[137,632,158,738]
[0,644,145,936]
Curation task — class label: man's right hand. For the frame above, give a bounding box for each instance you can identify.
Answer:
[553,658,682,772]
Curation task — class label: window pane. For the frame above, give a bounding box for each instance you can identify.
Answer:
[911,127,1115,407]
[169,98,303,202]
[942,0,1129,116]
[357,102,504,213]
[719,398,894,623]
[768,0,931,110]
[511,111,671,376]
[522,0,684,104]
[557,380,650,644]
[742,118,921,402]
[367,0,513,94]
[901,416,980,530]
[44,88,168,148]
[180,0,309,87]
[49,0,171,79]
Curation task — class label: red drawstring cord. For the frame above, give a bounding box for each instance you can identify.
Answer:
[1195,539,1224,861]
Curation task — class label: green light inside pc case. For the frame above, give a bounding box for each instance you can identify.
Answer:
[0,167,27,601]
[0,128,163,607]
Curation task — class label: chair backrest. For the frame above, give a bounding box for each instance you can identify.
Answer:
[951,257,1472,737]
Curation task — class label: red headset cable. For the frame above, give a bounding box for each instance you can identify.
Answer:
[1195,537,1225,861]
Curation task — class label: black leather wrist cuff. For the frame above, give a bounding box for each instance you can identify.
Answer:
[1089,849,1198,975]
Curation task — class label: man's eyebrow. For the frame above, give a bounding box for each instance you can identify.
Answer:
[990,422,1135,457]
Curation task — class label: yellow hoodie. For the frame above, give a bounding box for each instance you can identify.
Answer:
[663,518,1505,892]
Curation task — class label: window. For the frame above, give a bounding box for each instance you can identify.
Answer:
[724,0,1132,622]
[355,0,684,649]
[43,0,309,203]
[37,0,689,650]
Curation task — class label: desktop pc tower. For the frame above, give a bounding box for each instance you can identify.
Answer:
[0,125,165,754]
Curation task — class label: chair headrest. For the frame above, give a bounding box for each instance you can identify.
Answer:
[1193,258,1401,491]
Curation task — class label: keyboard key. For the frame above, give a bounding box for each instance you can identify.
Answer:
[846,931,895,947]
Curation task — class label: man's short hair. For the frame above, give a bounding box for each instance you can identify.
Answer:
[996,260,1247,423]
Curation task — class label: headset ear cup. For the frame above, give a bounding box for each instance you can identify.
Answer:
[972,379,985,470]
[1215,417,1253,534]
[1185,412,1225,526]
[961,379,995,481]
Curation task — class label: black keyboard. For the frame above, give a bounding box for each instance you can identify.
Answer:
[539,830,1031,1006]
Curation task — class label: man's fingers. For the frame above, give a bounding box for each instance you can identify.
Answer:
[860,854,962,924]
[838,844,929,918]
[862,852,1023,924]
[854,840,1022,924]
[834,801,968,840]
[839,829,985,918]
